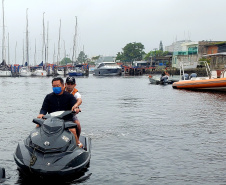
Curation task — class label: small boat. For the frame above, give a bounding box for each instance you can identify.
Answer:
[32,66,47,76]
[93,62,122,76]
[14,111,91,178]
[172,62,226,91]
[148,74,170,85]
[68,64,89,76]
[20,67,32,77]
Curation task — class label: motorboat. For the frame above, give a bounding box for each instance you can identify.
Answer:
[172,61,226,91]
[93,62,122,76]
[14,111,91,178]
[20,67,32,77]
[68,64,88,76]
[148,74,170,85]
[32,67,47,76]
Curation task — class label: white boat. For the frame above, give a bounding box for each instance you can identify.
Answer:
[0,0,11,77]
[32,66,47,76]
[0,68,11,77]
[93,62,122,76]
[20,67,32,77]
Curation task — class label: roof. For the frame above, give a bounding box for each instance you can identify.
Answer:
[203,52,226,57]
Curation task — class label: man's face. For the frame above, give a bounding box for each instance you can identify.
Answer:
[52,80,63,89]
[65,82,76,92]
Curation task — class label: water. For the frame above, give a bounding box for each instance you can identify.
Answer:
[0,75,226,185]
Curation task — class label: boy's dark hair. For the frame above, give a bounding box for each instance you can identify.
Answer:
[52,77,64,85]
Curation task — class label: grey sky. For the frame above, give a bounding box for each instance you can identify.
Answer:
[2,0,226,65]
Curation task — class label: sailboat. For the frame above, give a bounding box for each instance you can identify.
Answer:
[56,19,66,76]
[0,0,11,77]
[20,8,31,77]
[68,16,86,76]
[32,12,47,77]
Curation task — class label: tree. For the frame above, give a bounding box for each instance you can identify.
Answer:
[60,57,72,65]
[77,51,87,63]
[116,42,145,62]
[91,55,100,61]
[144,50,170,60]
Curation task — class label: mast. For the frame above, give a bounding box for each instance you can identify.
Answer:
[34,39,36,66]
[15,42,17,64]
[53,43,55,64]
[26,8,29,66]
[8,32,10,64]
[2,0,6,62]
[46,21,49,63]
[72,16,77,65]
[42,12,45,63]
[57,19,61,66]
[22,39,24,65]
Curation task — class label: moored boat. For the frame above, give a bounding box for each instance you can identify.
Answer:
[93,62,121,76]
[172,61,226,91]
[172,77,226,91]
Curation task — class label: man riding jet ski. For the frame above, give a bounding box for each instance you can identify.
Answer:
[14,111,91,178]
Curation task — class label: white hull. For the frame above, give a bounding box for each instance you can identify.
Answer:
[32,69,47,76]
[0,70,11,77]
[20,67,32,77]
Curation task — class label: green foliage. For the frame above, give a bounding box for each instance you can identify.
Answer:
[77,51,87,63]
[144,50,169,60]
[92,55,100,61]
[199,57,211,63]
[116,42,145,62]
[60,57,72,65]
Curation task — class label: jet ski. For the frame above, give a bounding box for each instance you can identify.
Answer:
[14,111,91,178]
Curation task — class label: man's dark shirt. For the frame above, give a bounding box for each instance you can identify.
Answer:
[40,91,77,115]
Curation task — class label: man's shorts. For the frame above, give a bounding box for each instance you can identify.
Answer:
[73,114,78,121]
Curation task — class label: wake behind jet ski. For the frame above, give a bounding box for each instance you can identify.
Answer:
[14,111,91,179]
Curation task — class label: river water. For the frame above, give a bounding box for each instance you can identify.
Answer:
[0,75,226,185]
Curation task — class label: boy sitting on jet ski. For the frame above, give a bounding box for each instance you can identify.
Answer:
[64,77,82,142]
[37,77,83,148]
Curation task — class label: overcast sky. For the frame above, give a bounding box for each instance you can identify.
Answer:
[2,0,226,65]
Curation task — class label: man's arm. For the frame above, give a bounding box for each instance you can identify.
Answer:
[37,95,49,118]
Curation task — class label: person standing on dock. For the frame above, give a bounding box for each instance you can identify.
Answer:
[64,77,82,140]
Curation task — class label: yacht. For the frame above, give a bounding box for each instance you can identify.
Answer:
[93,62,122,76]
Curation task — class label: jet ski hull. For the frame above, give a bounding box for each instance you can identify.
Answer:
[14,136,91,178]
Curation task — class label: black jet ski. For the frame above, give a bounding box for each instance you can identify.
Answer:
[14,111,91,178]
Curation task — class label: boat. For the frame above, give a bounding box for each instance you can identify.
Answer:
[32,66,47,76]
[0,0,11,77]
[93,62,122,76]
[148,74,170,85]
[172,61,226,91]
[14,111,91,178]
[20,66,32,77]
[68,64,89,76]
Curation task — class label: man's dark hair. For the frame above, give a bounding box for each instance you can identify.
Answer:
[52,77,64,85]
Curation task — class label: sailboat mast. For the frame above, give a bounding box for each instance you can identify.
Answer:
[57,19,61,66]
[72,16,77,64]
[26,8,29,66]
[34,39,36,65]
[2,0,6,62]
[42,12,45,63]
[46,21,49,63]
[8,32,10,64]
[22,39,24,65]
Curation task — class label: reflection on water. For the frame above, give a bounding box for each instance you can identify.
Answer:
[0,76,226,184]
